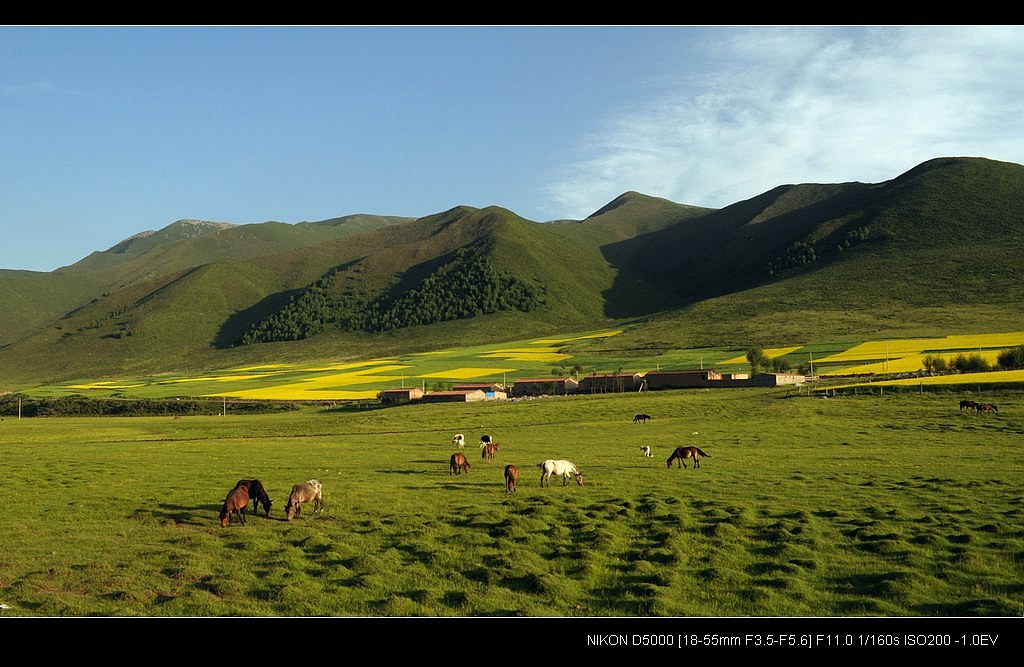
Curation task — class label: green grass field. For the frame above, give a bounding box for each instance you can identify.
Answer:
[2,385,1021,618]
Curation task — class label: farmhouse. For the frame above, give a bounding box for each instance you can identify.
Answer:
[452,382,508,399]
[577,372,642,394]
[750,372,807,386]
[420,389,488,403]
[378,387,424,404]
[643,369,722,389]
[509,377,579,397]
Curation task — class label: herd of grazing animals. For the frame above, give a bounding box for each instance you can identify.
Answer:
[223,399,1001,526]
[446,413,718,494]
[218,478,323,527]
[960,399,999,413]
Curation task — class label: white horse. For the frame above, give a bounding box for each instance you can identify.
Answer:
[452,433,465,448]
[536,459,584,487]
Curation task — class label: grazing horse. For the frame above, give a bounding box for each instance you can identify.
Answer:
[536,459,584,487]
[481,442,500,462]
[960,399,978,411]
[450,452,471,476]
[504,464,519,493]
[976,402,999,413]
[640,445,653,457]
[235,479,272,517]
[667,446,710,469]
[633,413,651,423]
[220,484,250,527]
[452,433,466,448]
[284,479,323,521]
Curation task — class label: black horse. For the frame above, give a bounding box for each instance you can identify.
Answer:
[235,479,273,517]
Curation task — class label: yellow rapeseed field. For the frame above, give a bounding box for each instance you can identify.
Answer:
[722,346,804,365]
[58,330,1024,399]
[819,332,1024,364]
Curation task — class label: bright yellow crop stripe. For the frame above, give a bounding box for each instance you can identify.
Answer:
[721,346,804,365]
[819,332,1024,363]
[419,367,517,380]
[833,368,1024,388]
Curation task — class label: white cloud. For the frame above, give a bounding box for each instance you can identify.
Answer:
[544,26,1024,218]
[3,80,74,95]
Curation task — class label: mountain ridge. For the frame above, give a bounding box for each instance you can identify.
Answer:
[2,155,1023,387]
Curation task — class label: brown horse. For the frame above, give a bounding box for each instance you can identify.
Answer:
[976,402,999,413]
[481,442,500,462]
[450,452,470,475]
[285,479,323,521]
[220,484,250,527]
[504,464,519,493]
[235,479,272,517]
[667,446,710,469]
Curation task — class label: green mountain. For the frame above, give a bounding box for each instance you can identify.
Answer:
[2,156,1022,387]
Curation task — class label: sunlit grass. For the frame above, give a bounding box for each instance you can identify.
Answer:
[3,389,1022,617]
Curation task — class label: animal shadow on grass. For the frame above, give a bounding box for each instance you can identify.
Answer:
[131,503,225,526]
[441,481,489,491]
[135,503,291,526]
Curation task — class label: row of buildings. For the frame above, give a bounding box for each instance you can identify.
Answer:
[378,369,810,405]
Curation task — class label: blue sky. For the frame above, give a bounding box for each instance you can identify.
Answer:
[2,25,1023,272]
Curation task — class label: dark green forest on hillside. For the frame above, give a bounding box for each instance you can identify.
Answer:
[239,248,546,343]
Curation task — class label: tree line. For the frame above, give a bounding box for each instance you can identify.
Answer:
[240,248,545,344]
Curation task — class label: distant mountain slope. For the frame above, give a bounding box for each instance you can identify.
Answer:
[62,214,413,281]
[0,214,412,346]
[2,156,1023,387]
[236,205,618,343]
[585,156,1024,350]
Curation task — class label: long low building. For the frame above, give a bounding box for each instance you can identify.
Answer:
[643,369,722,389]
[420,389,488,403]
[378,387,424,404]
[509,377,579,397]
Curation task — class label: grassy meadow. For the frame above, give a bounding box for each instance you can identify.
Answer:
[2,385,1022,618]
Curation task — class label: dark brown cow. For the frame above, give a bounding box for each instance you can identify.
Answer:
[450,452,471,475]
